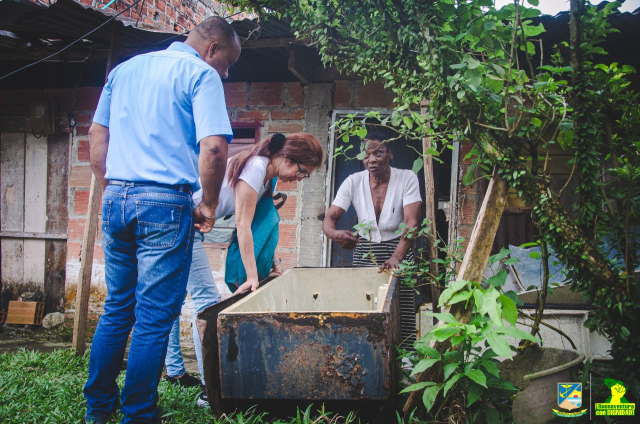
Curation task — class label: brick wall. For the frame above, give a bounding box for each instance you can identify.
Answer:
[27,0,248,33]
[223,82,307,270]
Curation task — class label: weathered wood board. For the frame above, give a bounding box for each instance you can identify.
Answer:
[44,134,69,314]
[5,300,45,325]
[1,133,26,311]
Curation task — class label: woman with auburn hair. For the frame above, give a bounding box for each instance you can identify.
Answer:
[164,132,323,404]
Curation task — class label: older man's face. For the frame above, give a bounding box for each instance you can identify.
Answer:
[363,140,392,178]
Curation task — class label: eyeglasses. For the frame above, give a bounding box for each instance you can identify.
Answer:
[295,163,311,179]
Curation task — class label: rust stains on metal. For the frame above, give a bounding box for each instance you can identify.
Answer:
[321,344,366,399]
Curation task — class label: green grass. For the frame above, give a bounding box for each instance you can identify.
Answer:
[0,348,363,423]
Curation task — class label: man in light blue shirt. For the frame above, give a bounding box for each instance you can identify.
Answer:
[84,16,240,424]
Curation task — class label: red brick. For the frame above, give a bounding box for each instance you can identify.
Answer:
[75,125,90,136]
[70,166,93,188]
[334,80,351,107]
[278,223,298,249]
[271,110,306,120]
[223,82,247,107]
[67,240,104,264]
[235,110,269,120]
[354,81,394,108]
[75,190,103,215]
[166,6,176,20]
[75,112,91,124]
[457,226,472,242]
[288,83,304,107]
[249,83,284,107]
[459,195,477,225]
[75,191,90,214]
[459,140,475,165]
[156,0,166,13]
[275,250,297,270]
[195,14,203,24]
[269,123,303,133]
[77,139,90,162]
[277,180,298,191]
[67,241,81,263]
[68,218,85,240]
[277,194,297,221]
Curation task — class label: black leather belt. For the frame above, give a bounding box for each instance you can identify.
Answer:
[108,180,192,194]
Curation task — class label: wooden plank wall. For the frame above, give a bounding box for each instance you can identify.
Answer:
[0,131,69,314]
[1,133,27,311]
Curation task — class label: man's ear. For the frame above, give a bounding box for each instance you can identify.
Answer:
[207,41,221,58]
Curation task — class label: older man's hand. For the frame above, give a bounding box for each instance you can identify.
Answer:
[333,230,360,250]
[194,203,216,233]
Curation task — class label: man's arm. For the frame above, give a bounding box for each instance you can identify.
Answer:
[194,135,228,233]
[322,205,360,250]
[380,201,421,272]
[88,122,110,191]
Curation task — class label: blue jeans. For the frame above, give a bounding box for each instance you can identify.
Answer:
[84,185,194,424]
[165,231,221,383]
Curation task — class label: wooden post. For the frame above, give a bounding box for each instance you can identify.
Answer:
[420,101,440,319]
[403,168,508,420]
[72,24,122,355]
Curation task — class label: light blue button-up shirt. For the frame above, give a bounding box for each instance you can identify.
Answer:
[93,42,233,191]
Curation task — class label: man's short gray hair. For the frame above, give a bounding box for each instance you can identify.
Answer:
[192,16,240,48]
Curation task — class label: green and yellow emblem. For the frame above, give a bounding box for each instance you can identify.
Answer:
[595,379,636,416]
[553,383,588,418]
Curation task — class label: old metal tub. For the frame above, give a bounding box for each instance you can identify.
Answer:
[196,267,400,413]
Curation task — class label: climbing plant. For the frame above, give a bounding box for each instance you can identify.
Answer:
[233,0,639,417]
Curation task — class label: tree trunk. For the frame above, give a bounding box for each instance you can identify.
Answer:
[421,101,440,318]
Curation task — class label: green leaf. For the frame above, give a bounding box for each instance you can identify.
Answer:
[411,358,440,376]
[481,288,502,325]
[403,116,414,129]
[457,89,466,99]
[425,312,458,324]
[490,248,511,263]
[412,157,423,174]
[443,362,461,380]
[415,344,441,359]
[467,381,485,406]
[526,0,539,5]
[422,384,443,412]
[487,378,518,391]
[486,270,508,287]
[443,373,464,396]
[448,290,473,305]
[465,55,481,69]
[484,407,501,424]
[486,332,512,358]
[499,295,518,326]
[465,369,487,388]
[433,326,460,342]
[481,359,500,378]
[493,326,540,342]
[438,280,469,306]
[400,381,436,394]
[356,151,366,160]
[522,22,545,37]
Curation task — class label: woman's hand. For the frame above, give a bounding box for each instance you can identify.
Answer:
[272,260,283,276]
[234,276,260,295]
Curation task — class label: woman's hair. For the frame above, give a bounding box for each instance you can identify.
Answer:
[226,132,324,190]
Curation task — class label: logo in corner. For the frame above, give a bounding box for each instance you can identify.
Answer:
[552,383,588,418]
[595,379,636,417]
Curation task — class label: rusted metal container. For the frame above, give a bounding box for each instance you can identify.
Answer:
[197,267,400,409]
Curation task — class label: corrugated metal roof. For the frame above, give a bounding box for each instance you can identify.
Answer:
[0,0,181,49]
